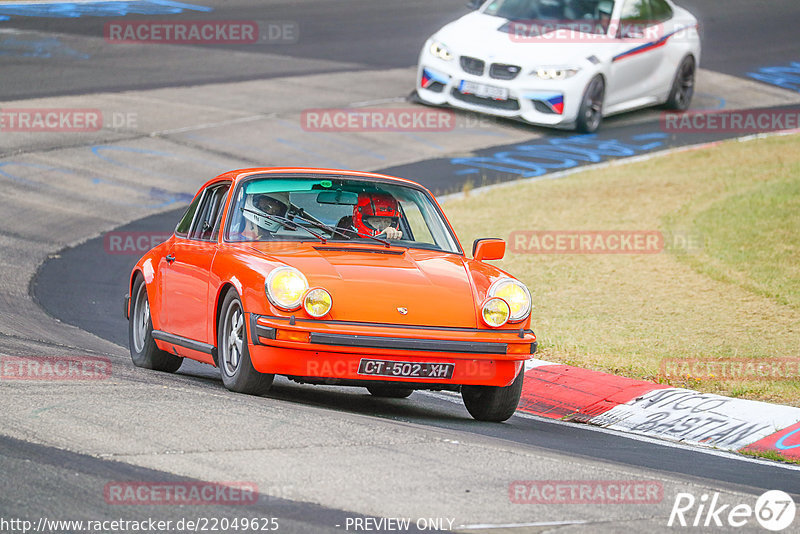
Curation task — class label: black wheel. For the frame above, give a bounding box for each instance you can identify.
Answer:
[576,75,605,133]
[128,275,182,373]
[461,368,525,422]
[366,385,414,398]
[218,288,274,395]
[664,56,695,111]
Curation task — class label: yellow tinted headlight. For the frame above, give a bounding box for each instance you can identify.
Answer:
[265,267,308,311]
[482,297,510,327]
[488,278,532,322]
[303,288,332,318]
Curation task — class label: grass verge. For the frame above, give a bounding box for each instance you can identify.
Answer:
[444,133,800,406]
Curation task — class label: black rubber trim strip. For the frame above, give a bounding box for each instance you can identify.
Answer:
[256,325,277,341]
[308,332,507,354]
[312,246,405,255]
[256,313,535,335]
[152,330,217,358]
[248,313,261,346]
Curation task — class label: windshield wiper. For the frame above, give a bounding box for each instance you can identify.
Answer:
[287,207,394,248]
[331,226,393,248]
[241,207,327,243]
[286,210,351,240]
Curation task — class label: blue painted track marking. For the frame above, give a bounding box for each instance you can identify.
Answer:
[0,1,212,21]
[0,160,190,207]
[0,36,89,59]
[747,62,800,93]
[450,133,669,178]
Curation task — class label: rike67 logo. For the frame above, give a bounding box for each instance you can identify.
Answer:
[668,490,796,531]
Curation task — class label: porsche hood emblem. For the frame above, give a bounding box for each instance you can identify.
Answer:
[397,307,408,315]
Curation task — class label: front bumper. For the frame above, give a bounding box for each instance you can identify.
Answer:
[247,313,536,387]
[416,55,589,127]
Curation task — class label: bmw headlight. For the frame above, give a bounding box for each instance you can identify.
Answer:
[265,267,308,311]
[488,278,532,322]
[481,297,510,327]
[429,40,454,61]
[531,67,580,80]
[303,288,333,318]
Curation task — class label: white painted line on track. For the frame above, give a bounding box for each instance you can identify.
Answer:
[418,391,800,473]
[455,519,590,529]
[348,97,407,108]
[152,113,276,136]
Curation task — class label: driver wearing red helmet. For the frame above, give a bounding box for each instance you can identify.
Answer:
[352,191,403,240]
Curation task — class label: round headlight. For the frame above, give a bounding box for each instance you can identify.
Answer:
[265,267,308,311]
[488,278,532,322]
[482,297,510,327]
[303,288,332,318]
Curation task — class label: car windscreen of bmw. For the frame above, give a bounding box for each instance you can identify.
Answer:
[226,177,461,253]
[486,0,614,33]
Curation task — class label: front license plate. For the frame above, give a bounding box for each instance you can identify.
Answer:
[459,80,509,100]
[358,359,454,379]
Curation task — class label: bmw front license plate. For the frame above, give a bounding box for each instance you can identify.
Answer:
[358,359,454,379]
[459,80,509,100]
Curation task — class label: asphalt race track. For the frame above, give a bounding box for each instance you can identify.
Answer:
[3,1,800,533]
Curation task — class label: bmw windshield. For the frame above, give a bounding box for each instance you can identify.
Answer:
[226,176,461,254]
[483,0,615,34]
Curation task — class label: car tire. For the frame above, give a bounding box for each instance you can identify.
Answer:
[576,75,605,133]
[128,275,183,373]
[461,367,525,422]
[218,288,274,396]
[366,385,414,398]
[664,55,695,111]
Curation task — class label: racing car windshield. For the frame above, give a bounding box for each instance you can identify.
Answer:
[226,177,461,254]
[485,0,615,33]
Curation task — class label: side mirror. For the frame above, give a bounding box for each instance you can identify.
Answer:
[466,0,483,10]
[473,238,505,261]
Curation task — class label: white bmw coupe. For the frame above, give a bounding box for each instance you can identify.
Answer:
[416,0,700,132]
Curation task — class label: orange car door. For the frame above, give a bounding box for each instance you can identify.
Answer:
[162,183,230,348]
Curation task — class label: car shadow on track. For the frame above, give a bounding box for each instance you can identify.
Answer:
[175,358,475,423]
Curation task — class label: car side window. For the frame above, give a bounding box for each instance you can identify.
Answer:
[175,193,202,238]
[649,0,672,22]
[189,183,231,241]
[620,0,651,23]
[210,184,232,241]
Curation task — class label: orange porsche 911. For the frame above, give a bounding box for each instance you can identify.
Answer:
[125,168,536,421]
